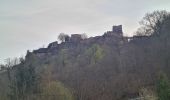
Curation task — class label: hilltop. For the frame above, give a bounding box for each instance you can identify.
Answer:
[1,10,170,100]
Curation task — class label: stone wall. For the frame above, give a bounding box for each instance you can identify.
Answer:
[70,34,82,42]
[48,41,58,48]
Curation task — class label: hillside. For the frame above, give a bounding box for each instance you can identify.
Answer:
[0,10,170,100]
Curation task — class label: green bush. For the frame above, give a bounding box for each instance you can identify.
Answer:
[157,73,170,100]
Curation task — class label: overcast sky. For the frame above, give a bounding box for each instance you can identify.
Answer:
[0,0,170,64]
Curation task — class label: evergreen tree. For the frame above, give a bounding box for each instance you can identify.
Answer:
[157,73,170,100]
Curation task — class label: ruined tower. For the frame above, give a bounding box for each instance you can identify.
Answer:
[70,34,82,42]
[104,25,123,38]
[112,25,123,35]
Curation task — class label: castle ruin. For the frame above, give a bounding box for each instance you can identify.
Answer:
[103,25,123,38]
[112,25,123,35]
[32,25,128,56]
[70,34,82,42]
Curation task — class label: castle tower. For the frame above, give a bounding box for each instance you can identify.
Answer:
[70,34,82,42]
[112,25,123,35]
[103,25,123,38]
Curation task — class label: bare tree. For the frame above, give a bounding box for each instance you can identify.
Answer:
[139,88,158,100]
[136,10,169,36]
[4,58,20,81]
[81,33,88,40]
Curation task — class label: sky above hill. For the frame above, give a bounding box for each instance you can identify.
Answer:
[0,0,170,64]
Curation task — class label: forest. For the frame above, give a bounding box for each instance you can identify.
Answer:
[0,10,170,100]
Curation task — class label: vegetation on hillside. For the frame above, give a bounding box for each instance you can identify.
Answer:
[0,10,170,100]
